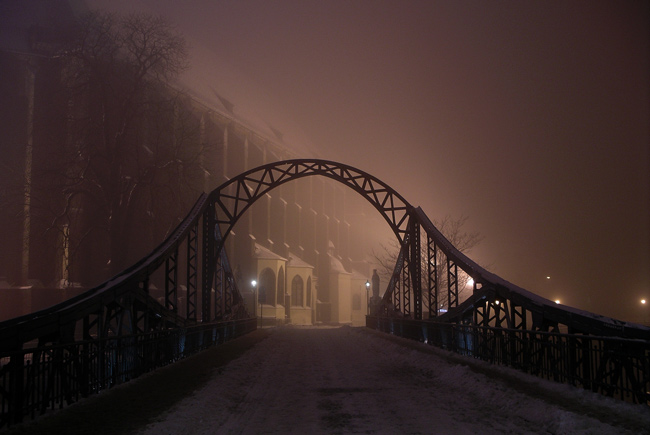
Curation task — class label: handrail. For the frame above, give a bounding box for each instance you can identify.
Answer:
[0,194,210,349]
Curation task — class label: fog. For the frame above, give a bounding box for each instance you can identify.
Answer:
[85,0,649,322]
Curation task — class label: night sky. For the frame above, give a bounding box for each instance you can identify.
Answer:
[86,0,649,322]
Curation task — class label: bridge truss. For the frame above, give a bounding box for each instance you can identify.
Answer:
[370,206,650,404]
[0,159,648,428]
[0,193,255,427]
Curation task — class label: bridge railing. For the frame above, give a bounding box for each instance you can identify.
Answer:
[0,317,256,428]
[367,316,650,405]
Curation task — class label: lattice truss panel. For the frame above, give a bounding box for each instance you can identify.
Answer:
[211,160,412,244]
[2,159,646,351]
[0,159,415,351]
[2,159,647,421]
[379,213,466,321]
[205,160,646,346]
[0,191,251,353]
[375,205,647,339]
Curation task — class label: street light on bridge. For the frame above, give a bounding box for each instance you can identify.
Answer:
[251,280,260,327]
[365,280,370,314]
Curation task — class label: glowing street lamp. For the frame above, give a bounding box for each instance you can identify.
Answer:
[554,299,560,304]
[365,280,370,313]
[251,280,261,327]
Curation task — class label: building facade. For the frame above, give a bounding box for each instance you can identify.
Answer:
[0,1,389,325]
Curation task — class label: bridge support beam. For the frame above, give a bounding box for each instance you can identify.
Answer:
[447,258,458,310]
[187,222,198,321]
[408,216,422,320]
[165,247,179,313]
[426,234,438,318]
[202,202,216,322]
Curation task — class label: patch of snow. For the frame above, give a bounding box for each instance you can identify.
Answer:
[139,326,650,434]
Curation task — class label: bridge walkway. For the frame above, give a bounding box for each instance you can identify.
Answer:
[6,327,650,434]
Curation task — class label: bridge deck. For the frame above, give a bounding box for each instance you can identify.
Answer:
[8,326,650,434]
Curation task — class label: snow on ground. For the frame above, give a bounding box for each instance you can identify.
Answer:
[140,326,650,434]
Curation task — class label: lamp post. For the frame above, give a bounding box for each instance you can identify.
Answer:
[641,298,647,326]
[365,280,370,314]
[251,280,259,327]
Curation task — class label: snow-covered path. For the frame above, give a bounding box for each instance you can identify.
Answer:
[140,326,650,434]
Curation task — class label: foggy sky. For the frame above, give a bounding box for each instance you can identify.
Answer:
[86,0,649,322]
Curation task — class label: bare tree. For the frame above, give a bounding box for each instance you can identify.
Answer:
[32,11,204,285]
[373,215,483,311]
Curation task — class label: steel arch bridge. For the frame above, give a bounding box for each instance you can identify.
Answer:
[0,159,648,427]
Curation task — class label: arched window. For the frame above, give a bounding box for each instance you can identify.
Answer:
[258,268,275,305]
[277,266,285,306]
[306,276,312,307]
[291,275,304,307]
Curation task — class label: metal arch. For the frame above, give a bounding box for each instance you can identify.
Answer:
[0,155,648,420]
[208,160,647,340]
[202,159,418,323]
[207,159,413,246]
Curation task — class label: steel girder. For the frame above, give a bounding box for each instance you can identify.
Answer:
[378,212,466,320]
[205,159,415,320]
[0,185,255,426]
[1,158,649,414]
[0,189,253,352]
[0,158,413,351]
[426,234,438,318]
[369,201,649,403]
[408,217,422,319]
[203,160,647,343]
[378,237,408,317]
[403,207,649,340]
[208,160,412,248]
[1,158,646,349]
[165,247,179,313]
[211,225,242,321]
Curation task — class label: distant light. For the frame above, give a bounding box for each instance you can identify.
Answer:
[365,280,370,288]
[642,299,647,305]
[495,300,500,305]
[554,299,560,304]
[251,280,257,287]
[546,276,551,280]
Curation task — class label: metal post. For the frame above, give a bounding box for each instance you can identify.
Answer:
[365,280,370,314]
[201,203,215,322]
[21,64,35,286]
[408,216,422,319]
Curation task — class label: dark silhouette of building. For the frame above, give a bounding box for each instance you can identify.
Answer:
[0,0,389,324]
